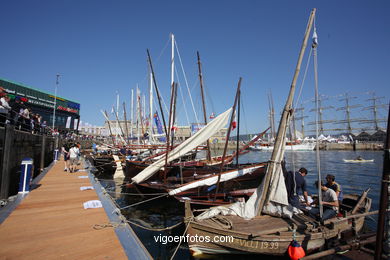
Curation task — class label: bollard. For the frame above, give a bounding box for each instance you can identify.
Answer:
[54,149,59,162]
[19,158,34,194]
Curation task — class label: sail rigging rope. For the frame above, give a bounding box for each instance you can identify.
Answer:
[174,39,201,126]
[174,65,190,126]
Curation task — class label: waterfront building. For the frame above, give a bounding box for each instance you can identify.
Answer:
[0,78,80,131]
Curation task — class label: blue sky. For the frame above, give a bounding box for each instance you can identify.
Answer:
[1,1,389,134]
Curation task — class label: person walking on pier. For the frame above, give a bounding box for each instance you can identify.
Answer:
[69,143,80,173]
[62,141,71,172]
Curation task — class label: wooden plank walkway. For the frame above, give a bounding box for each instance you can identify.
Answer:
[0,159,128,260]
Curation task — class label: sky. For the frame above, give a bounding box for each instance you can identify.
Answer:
[1,0,389,135]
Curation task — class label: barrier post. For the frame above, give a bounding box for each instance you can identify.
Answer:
[19,158,33,194]
[54,149,59,162]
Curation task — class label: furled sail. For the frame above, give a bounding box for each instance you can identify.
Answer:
[131,108,232,184]
[168,164,264,195]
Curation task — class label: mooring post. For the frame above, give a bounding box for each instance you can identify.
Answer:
[0,124,14,200]
[40,135,46,171]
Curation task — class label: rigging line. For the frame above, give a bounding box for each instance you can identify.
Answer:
[174,39,200,125]
[174,65,190,126]
[293,47,313,111]
[240,91,249,137]
[117,194,168,210]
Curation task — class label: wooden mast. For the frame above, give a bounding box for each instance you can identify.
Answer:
[197,51,212,162]
[214,77,241,196]
[147,49,168,139]
[256,8,316,215]
[123,102,129,142]
[374,103,390,259]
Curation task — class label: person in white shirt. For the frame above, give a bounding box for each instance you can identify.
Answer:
[309,181,339,221]
[0,96,11,125]
[69,144,80,173]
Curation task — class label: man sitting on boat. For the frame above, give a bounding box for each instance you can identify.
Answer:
[284,167,310,209]
[325,174,343,203]
[309,181,339,221]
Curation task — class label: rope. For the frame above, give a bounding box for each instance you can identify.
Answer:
[174,39,200,125]
[170,216,193,260]
[106,191,168,196]
[126,219,183,232]
[118,193,168,210]
[93,222,123,230]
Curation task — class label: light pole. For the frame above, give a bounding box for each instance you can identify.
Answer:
[52,74,60,130]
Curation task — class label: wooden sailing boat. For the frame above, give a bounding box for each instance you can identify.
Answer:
[184,8,373,256]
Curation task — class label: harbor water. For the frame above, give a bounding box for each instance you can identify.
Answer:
[101,150,384,259]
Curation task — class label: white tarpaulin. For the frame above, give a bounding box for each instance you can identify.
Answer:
[197,116,296,220]
[168,164,264,195]
[132,108,232,184]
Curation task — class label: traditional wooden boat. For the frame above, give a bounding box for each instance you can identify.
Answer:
[184,193,372,255]
[182,9,374,257]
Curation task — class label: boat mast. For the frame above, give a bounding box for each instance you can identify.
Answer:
[313,26,323,219]
[147,49,168,139]
[215,77,242,196]
[131,88,134,143]
[374,102,390,259]
[149,70,155,143]
[197,51,212,161]
[257,8,316,215]
[123,102,129,142]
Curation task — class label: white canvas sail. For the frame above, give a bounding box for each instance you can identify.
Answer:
[168,164,264,195]
[131,108,232,184]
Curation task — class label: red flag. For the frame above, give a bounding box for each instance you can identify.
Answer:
[231,112,237,130]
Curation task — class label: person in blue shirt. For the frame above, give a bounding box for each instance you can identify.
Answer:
[284,167,310,209]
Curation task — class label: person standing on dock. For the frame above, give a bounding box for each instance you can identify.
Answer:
[69,143,80,173]
[61,141,71,172]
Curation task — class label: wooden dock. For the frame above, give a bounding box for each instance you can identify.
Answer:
[0,159,130,260]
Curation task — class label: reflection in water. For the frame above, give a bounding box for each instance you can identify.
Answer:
[102,150,383,259]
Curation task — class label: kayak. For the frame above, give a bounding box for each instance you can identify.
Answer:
[343,159,374,163]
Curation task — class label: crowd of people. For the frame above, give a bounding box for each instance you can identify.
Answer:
[0,87,48,134]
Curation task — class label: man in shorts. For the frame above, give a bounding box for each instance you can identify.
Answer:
[69,143,80,173]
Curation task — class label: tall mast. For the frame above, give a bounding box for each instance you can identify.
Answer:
[171,33,175,90]
[116,91,119,143]
[197,51,212,161]
[149,71,155,143]
[147,49,168,138]
[257,8,316,215]
[123,102,129,141]
[313,26,323,219]
[215,77,242,196]
[374,103,390,259]
[131,89,134,142]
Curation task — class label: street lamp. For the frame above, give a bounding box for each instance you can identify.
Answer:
[52,74,60,130]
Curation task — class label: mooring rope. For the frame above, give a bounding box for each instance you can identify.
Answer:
[118,194,168,210]
[170,216,194,260]
[126,219,183,232]
[106,191,168,196]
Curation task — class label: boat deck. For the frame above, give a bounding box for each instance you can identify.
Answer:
[0,160,127,260]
